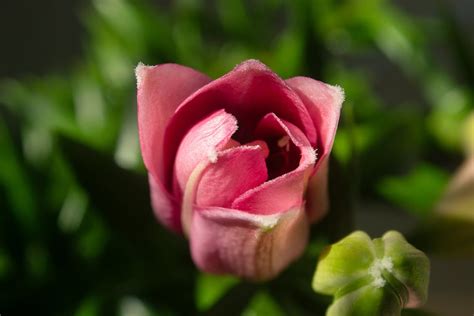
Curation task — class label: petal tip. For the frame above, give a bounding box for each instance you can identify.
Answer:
[233,59,270,73]
[135,62,151,89]
[207,148,218,163]
[306,146,318,165]
[327,84,345,108]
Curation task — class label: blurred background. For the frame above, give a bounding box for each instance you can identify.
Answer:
[0,0,473,315]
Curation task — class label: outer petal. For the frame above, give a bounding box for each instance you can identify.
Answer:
[136,63,211,180]
[231,113,316,214]
[286,77,343,221]
[190,205,309,280]
[173,109,238,193]
[162,60,316,188]
[286,76,343,163]
[305,158,330,222]
[136,63,211,231]
[148,173,180,230]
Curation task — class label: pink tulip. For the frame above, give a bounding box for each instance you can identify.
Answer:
[136,60,343,280]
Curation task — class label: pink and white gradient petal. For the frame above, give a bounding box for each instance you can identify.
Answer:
[195,145,268,208]
[286,77,344,221]
[136,63,211,231]
[190,205,309,280]
[173,109,238,194]
[232,113,316,215]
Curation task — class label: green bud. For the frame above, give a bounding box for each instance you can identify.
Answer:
[313,231,430,316]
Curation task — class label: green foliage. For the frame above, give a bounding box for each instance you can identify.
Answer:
[195,274,239,311]
[242,291,285,316]
[378,164,450,217]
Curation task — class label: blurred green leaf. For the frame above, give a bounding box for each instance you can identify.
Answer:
[269,28,304,78]
[0,249,13,279]
[58,187,88,233]
[76,213,108,260]
[427,88,471,152]
[325,65,382,119]
[0,114,37,233]
[93,0,147,55]
[242,290,285,316]
[436,0,474,89]
[75,297,100,316]
[216,0,251,38]
[360,110,426,190]
[25,243,49,280]
[378,163,449,217]
[195,273,239,311]
[114,106,141,169]
[203,283,258,316]
[333,124,377,166]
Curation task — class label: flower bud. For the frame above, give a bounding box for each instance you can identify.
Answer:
[313,231,430,316]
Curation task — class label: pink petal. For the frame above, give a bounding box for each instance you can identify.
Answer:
[190,205,309,280]
[148,173,180,230]
[136,63,211,231]
[232,113,316,214]
[254,112,314,148]
[286,77,343,222]
[179,144,268,235]
[286,76,343,166]
[196,145,268,208]
[173,109,238,194]
[305,158,330,222]
[162,60,316,189]
[136,63,211,180]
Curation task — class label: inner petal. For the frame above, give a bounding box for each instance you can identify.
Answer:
[195,145,268,208]
[253,113,307,180]
[231,113,316,215]
[173,109,238,195]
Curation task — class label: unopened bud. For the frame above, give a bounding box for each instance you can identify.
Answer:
[313,231,430,316]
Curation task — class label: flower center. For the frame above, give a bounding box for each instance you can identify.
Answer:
[265,135,300,179]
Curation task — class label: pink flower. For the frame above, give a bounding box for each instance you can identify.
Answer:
[136,60,343,280]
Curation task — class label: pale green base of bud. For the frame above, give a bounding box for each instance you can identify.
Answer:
[313,230,430,316]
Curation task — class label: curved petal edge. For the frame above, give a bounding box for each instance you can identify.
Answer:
[190,205,309,280]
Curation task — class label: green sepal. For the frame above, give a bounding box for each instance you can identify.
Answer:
[313,231,375,295]
[327,284,402,316]
[381,231,430,307]
[313,230,430,315]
